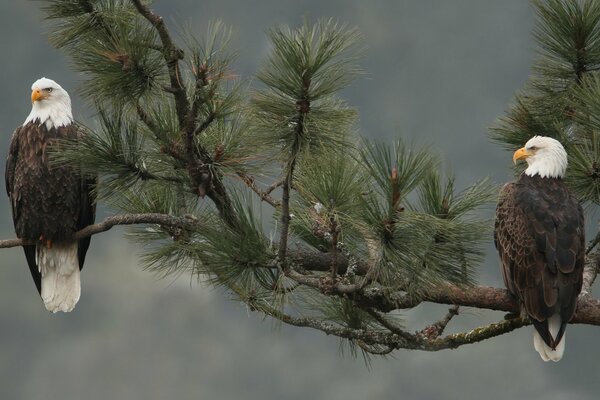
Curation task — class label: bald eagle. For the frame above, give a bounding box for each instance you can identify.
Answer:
[5,77,96,313]
[494,136,585,361]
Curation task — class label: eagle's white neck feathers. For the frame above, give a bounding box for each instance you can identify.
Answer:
[523,136,568,179]
[24,77,73,130]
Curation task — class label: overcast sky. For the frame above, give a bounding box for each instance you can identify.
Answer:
[0,1,598,399]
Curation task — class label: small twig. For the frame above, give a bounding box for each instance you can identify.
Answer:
[366,308,415,342]
[586,231,600,255]
[580,250,600,298]
[437,305,460,336]
[193,113,216,137]
[236,171,281,207]
[286,269,363,294]
[356,341,396,356]
[418,305,460,339]
[266,179,285,195]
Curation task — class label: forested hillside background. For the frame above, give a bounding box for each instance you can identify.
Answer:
[0,2,596,399]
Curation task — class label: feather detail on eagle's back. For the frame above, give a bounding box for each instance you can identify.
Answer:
[495,173,584,361]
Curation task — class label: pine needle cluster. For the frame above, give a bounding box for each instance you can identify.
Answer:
[491,0,600,206]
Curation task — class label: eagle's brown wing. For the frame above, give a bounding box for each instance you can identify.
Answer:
[5,126,40,293]
[494,178,584,348]
[75,125,97,270]
[6,127,20,218]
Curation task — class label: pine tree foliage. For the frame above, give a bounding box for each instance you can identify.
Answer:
[29,0,600,356]
[251,19,360,164]
[492,0,600,208]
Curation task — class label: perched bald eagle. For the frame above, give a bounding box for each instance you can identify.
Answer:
[494,136,585,361]
[5,77,96,313]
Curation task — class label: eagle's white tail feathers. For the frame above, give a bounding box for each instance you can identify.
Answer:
[36,242,80,313]
[533,314,565,362]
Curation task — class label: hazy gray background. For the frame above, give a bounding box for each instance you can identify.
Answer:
[0,1,597,399]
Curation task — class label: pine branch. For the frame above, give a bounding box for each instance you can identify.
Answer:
[0,213,199,248]
[1,213,599,351]
[130,0,188,126]
[128,2,236,227]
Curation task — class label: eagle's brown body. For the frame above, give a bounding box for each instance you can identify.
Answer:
[5,121,95,294]
[494,173,585,349]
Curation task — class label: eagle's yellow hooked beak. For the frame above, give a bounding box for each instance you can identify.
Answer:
[512,147,531,164]
[31,88,44,103]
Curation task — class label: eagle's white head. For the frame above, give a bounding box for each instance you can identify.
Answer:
[24,77,73,130]
[513,136,568,179]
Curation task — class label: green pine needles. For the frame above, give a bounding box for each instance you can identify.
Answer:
[492,0,600,207]
[33,0,600,356]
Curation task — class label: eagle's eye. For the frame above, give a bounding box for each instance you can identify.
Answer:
[528,145,538,151]
[44,88,53,93]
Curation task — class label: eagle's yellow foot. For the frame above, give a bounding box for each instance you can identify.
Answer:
[46,240,52,249]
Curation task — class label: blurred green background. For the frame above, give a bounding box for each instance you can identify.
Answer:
[0,1,597,399]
